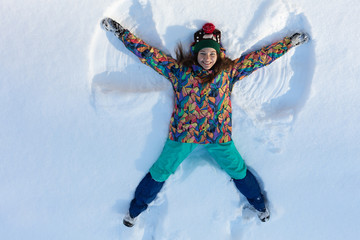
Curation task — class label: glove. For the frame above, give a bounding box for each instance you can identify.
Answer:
[290,32,310,46]
[101,18,125,37]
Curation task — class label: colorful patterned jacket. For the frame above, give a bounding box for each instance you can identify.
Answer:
[120,30,293,144]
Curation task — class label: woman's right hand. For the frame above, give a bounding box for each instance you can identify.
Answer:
[101,18,125,37]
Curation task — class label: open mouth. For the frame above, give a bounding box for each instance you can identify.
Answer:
[202,62,213,67]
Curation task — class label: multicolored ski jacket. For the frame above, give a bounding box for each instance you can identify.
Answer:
[120,30,293,144]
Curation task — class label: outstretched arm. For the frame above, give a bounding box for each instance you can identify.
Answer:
[101,18,181,85]
[230,33,309,88]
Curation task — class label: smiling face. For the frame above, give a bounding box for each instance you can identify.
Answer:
[197,48,217,70]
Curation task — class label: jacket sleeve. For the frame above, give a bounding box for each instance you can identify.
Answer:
[230,37,292,89]
[119,30,181,86]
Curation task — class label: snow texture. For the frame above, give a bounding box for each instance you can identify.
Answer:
[1,0,359,239]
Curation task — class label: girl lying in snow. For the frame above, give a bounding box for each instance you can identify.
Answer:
[101,18,309,227]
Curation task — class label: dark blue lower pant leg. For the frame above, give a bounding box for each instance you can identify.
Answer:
[233,169,265,211]
[129,172,165,218]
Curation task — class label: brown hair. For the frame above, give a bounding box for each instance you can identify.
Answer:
[175,43,234,84]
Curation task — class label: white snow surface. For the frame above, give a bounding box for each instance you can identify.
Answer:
[1,0,359,239]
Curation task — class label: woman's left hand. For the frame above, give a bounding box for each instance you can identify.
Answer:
[290,33,310,46]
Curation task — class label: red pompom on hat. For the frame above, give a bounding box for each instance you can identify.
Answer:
[203,23,216,34]
[193,23,221,53]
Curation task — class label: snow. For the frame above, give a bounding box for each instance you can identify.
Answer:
[1,0,359,239]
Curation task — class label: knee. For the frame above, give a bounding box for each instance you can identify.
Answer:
[223,161,247,180]
[149,163,174,182]
[233,170,261,197]
[135,172,165,198]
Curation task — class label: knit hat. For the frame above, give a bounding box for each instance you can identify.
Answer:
[193,23,221,53]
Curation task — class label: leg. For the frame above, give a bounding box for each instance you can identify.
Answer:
[205,141,265,211]
[233,169,265,211]
[127,139,196,223]
[204,141,247,180]
[129,172,165,218]
[149,139,197,182]
[233,170,270,222]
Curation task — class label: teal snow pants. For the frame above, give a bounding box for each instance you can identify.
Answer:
[149,139,248,182]
[128,139,265,218]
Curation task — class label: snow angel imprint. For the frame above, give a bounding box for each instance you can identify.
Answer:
[101,18,309,227]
